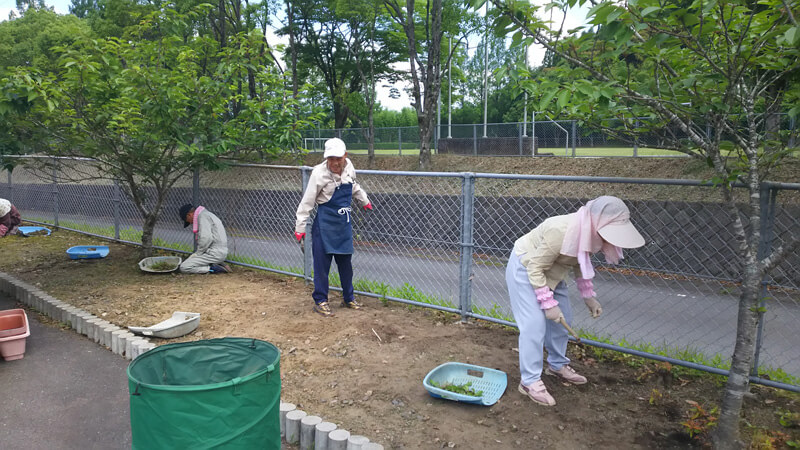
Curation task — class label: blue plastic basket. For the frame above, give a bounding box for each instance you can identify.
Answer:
[423,362,507,406]
[18,226,51,236]
[66,245,110,260]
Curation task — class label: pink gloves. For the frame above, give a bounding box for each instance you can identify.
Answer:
[363,203,373,211]
[294,232,305,243]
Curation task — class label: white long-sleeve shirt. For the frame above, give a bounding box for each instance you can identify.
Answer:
[295,159,370,234]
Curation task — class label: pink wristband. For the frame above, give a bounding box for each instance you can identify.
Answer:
[576,278,596,299]
[534,286,559,310]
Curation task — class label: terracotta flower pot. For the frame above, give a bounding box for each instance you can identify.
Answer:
[0,309,30,361]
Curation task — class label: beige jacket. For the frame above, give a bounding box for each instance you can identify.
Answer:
[295,159,370,234]
[513,213,582,290]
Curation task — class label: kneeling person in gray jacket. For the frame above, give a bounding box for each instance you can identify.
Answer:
[178,204,231,274]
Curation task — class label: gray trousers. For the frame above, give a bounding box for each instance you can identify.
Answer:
[179,248,227,274]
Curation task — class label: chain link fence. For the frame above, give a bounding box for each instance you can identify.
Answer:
[2,157,798,391]
[304,114,798,157]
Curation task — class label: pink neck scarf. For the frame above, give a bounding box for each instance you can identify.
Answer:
[560,197,626,279]
[192,206,205,234]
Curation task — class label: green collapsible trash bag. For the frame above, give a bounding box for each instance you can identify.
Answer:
[127,337,281,449]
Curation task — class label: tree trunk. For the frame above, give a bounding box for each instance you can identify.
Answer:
[764,80,784,144]
[140,213,158,258]
[418,118,433,170]
[367,114,375,167]
[713,267,762,448]
[333,101,349,130]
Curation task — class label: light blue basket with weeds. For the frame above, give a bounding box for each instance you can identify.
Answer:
[423,362,507,406]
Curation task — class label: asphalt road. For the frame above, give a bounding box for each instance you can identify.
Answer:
[0,294,132,450]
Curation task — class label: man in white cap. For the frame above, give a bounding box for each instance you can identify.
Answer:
[0,198,21,237]
[295,138,372,316]
[506,196,645,406]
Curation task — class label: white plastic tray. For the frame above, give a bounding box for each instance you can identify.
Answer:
[128,312,200,339]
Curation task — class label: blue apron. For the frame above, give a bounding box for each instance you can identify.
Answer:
[314,183,354,254]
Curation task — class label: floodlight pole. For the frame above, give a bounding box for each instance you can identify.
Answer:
[531,110,536,157]
[448,37,453,139]
[482,2,489,138]
[522,46,528,137]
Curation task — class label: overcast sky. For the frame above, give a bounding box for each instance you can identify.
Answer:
[1,0,589,111]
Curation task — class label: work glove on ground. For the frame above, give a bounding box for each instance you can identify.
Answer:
[584,297,603,318]
[294,232,305,243]
[544,305,564,322]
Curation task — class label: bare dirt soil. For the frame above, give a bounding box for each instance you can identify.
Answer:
[3,229,799,449]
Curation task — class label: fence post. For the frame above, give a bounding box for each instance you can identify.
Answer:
[571,120,577,157]
[790,116,796,148]
[473,125,478,156]
[398,128,402,156]
[751,183,778,377]
[301,167,313,284]
[633,120,639,157]
[458,173,475,323]
[51,158,59,227]
[7,170,12,205]
[113,180,121,240]
[518,123,523,156]
[192,168,200,252]
[531,111,536,157]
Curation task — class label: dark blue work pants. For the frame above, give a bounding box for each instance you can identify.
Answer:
[311,219,354,304]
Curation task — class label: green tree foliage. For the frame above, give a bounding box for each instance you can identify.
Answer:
[0,8,91,167]
[69,0,154,38]
[373,106,418,127]
[383,0,476,169]
[488,0,799,446]
[456,32,528,124]
[0,8,89,73]
[1,6,312,254]
[285,0,403,129]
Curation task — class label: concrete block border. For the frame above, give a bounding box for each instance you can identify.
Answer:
[0,271,383,448]
[0,271,150,360]
[279,401,383,450]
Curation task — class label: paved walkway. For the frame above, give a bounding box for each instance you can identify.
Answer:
[0,294,131,449]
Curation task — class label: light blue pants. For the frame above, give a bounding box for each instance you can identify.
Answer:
[506,250,573,386]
